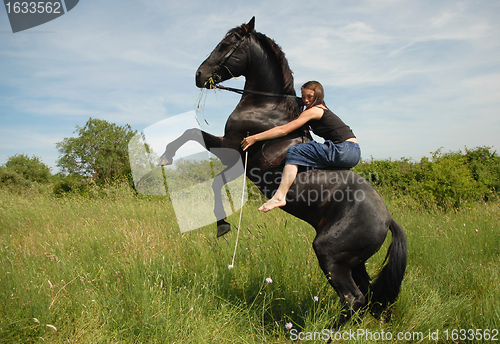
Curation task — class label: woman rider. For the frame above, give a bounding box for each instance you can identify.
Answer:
[241,81,360,212]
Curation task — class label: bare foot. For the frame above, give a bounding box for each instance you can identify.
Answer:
[258,196,286,213]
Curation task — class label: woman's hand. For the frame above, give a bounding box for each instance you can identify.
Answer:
[241,135,258,151]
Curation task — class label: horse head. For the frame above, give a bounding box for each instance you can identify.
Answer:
[196,17,255,88]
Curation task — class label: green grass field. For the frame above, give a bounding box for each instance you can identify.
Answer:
[1,184,499,343]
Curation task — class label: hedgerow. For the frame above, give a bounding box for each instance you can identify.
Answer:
[3,146,498,210]
[354,146,500,209]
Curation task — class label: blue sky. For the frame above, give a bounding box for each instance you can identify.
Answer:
[1,0,500,172]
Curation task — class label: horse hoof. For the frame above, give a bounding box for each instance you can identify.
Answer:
[158,156,172,166]
[217,220,231,237]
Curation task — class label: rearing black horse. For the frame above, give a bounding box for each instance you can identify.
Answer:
[159,17,407,330]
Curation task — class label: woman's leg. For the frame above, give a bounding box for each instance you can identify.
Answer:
[258,164,298,212]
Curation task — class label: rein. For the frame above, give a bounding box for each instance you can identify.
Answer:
[213,84,301,100]
[228,147,249,270]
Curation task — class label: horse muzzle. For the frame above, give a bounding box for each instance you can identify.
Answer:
[195,70,206,88]
[196,64,222,88]
[195,67,210,87]
[196,71,220,88]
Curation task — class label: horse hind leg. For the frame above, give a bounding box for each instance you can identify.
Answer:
[352,263,371,300]
[350,263,372,318]
[313,244,366,330]
[326,264,366,329]
[313,230,369,330]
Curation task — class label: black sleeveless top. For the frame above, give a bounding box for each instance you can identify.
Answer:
[308,108,356,144]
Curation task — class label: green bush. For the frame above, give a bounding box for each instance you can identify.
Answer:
[3,154,51,184]
[412,149,486,208]
[52,173,136,200]
[52,173,92,196]
[354,146,500,209]
[0,167,32,188]
[464,146,500,200]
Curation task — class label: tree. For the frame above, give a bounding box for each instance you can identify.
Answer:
[4,154,52,183]
[56,118,137,183]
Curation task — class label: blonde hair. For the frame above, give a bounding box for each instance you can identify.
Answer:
[301,81,326,107]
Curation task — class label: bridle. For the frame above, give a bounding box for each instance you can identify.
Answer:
[212,32,246,84]
[210,32,301,101]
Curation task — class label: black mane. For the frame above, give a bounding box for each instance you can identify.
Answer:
[228,25,296,97]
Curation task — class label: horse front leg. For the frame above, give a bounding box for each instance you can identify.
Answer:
[209,148,245,237]
[158,129,241,237]
[158,128,223,166]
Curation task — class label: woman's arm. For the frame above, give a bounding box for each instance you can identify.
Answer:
[241,106,323,150]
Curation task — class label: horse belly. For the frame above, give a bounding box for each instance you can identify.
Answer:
[284,170,391,257]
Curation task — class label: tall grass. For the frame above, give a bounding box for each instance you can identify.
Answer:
[1,184,499,343]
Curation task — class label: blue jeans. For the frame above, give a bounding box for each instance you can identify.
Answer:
[285,140,361,169]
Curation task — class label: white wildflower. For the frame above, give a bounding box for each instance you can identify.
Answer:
[46,324,57,331]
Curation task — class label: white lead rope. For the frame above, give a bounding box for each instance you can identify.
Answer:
[228,150,249,270]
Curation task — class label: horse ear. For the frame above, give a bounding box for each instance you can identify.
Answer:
[246,16,255,33]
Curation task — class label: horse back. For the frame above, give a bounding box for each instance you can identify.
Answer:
[283,169,391,232]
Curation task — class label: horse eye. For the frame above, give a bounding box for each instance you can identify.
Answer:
[218,42,230,52]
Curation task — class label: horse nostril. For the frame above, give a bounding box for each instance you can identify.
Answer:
[195,70,205,88]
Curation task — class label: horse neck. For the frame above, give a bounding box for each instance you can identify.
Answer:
[230,37,299,127]
[243,37,291,98]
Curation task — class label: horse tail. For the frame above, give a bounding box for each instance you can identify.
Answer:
[370,218,407,315]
